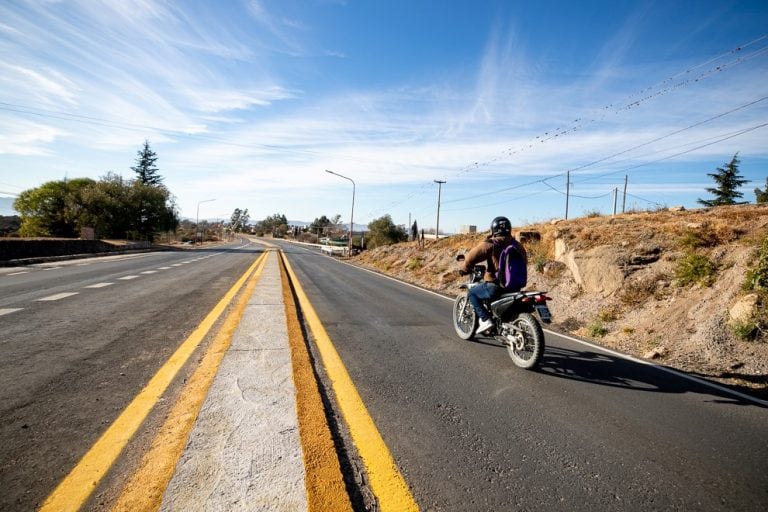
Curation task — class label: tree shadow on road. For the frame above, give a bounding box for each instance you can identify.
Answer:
[537,346,767,408]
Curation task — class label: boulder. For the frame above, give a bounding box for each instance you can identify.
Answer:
[555,240,626,297]
[729,293,760,325]
[644,346,668,359]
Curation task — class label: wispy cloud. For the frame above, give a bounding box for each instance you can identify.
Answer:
[0,118,62,156]
[182,85,297,113]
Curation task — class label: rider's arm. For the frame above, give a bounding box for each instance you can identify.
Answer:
[461,241,492,273]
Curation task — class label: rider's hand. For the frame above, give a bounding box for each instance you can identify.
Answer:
[458,269,468,276]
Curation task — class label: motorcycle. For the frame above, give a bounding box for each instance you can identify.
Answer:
[452,254,552,369]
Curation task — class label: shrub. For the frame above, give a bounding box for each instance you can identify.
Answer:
[743,235,768,291]
[678,228,712,250]
[598,307,620,322]
[675,253,717,287]
[731,320,759,341]
[406,257,423,271]
[619,274,669,305]
[588,321,608,337]
[525,240,550,273]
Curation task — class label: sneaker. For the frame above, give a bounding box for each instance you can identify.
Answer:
[477,317,494,334]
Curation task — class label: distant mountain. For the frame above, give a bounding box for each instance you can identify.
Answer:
[0,197,17,216]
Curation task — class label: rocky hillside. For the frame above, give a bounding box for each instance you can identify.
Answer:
[352,204,768,399]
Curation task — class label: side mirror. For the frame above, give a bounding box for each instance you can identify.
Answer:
[456,254,465,262]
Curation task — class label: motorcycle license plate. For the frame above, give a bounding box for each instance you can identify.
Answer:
[535,305,552,322]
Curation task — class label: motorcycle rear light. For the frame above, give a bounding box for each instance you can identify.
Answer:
[521,297,531,303]
[534,295,551,303]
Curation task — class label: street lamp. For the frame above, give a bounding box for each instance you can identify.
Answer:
[325,170,355,256]
[196,198,215,245]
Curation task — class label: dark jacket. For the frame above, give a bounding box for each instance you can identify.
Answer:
[461,234,526,283]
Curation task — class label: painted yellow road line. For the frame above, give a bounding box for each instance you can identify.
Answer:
[109,251,270,512]
[40,251,269,512]
[278,251,353,512]
[280,252,419,512]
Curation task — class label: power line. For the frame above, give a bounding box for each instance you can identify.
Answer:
[442,96,768,206]
[367,36,768,217]
[546,95,768,183]
[451,36,768,180]
[572,122,768,185]
[624,192,665,208]
[439,121,768,215]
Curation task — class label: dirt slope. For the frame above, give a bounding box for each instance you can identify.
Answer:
[352,204,768,399]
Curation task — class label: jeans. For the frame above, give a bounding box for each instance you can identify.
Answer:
[468,282,499,322]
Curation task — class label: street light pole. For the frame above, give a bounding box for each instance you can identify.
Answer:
[434,180,446,240]
[196,198,215,245]
[325,170,355,256]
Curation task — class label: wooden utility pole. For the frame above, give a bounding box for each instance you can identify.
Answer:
[622,175,628,213]
[434,180,446,239]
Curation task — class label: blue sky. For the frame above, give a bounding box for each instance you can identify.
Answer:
[1,0,767,233]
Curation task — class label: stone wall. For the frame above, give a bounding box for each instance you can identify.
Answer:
[0,239,150,262]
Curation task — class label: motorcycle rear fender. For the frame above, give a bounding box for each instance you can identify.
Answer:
[490,294,532,318]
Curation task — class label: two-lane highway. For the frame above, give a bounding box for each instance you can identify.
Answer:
[0,240,264,511]
[277,240,768,511]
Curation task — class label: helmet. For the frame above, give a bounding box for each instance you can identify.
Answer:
[490,216,511,236]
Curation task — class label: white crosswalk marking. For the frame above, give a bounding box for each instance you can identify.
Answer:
[118,275,139,280]
[140,270,158,274]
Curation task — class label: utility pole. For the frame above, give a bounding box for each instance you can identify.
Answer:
[565,170,570,220]
[434,180,446,239]
[622,175,628,213]
[613,187,618,215]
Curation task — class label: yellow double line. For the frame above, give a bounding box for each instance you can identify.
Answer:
[42,247,417,511]
[41,251,269,512]
[280,252,418,512]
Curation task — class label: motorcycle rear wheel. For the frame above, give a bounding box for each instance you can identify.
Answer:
[453,293,476,340]
[505,312,544,369]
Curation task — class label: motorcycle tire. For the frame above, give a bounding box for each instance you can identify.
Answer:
[505,312,545,369]
[453,292,476,340]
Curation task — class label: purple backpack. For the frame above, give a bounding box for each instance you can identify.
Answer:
[495,239,527,291]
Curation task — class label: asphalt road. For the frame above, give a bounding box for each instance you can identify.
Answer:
[276,240,768,511]
[0,240,264,511]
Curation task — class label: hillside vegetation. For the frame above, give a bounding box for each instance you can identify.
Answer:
[353,204,768,399]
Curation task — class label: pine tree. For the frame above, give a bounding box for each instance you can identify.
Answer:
[755,177,768,204]
[697,153,747,207]
[131,140,162,185]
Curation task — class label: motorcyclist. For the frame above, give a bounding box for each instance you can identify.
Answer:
[460,216,527,334]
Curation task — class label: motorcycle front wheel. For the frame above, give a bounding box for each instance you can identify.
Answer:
[453,292,476,340]
[505,312,545,369]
